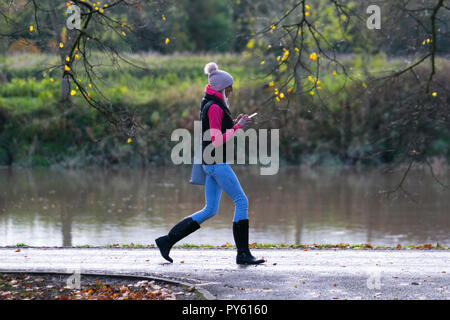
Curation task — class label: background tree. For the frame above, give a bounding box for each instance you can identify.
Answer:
[0,0,448,179]
[1,0,170,140]
[246,0,449,196]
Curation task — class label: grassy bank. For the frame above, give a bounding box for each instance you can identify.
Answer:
[0,52,448,167]
[7,243,450,250]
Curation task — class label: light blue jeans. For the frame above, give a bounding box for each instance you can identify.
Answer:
[189,163,249,224]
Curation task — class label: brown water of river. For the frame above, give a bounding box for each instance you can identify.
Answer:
[0,165,448,247]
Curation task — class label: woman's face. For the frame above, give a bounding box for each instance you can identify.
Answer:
[225,85,233,98]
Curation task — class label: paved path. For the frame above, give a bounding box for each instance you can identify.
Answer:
[1,247,449,300]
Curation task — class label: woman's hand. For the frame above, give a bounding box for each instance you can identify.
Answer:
[234,114,244,124]
[237,114,252,128]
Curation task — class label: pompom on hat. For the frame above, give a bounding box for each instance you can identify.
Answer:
[204,62,234,92]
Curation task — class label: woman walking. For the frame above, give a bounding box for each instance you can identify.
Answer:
[155,62,264,265]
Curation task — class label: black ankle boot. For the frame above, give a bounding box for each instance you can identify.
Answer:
[155,217,200,263]
[233,219,265,265]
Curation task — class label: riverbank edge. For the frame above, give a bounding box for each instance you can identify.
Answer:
[3,243,449,250]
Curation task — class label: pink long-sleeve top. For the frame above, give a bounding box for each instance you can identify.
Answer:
[204,84,242,148]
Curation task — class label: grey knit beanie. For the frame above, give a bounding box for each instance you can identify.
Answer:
[204,62,234,91]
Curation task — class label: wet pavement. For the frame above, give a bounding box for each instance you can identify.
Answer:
[0,247,449,300]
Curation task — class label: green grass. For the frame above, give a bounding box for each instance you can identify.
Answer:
[14,243,27,247]
[1,52,448,167]
[5,243,449,250]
